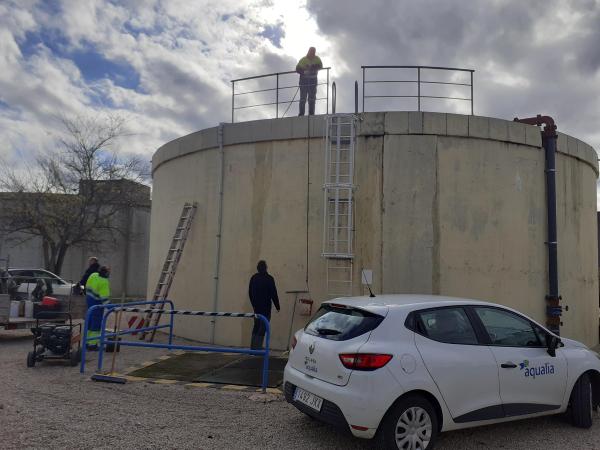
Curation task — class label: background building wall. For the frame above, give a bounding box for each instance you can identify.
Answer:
[0,184,151,297]
[150,112,599,349]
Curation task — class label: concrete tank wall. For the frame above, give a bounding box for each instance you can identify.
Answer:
[150,112,599,349]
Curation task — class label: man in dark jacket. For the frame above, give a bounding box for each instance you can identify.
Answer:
[78,257,99,294]
[248,260,280,350]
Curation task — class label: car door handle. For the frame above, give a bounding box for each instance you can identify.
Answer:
[501,362,517,369]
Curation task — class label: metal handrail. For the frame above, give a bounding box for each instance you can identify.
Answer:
[80,299,175,374]
[361,65,474,115]
[230,65,475,122]
[231,68,331,122]
[81,300,272,392]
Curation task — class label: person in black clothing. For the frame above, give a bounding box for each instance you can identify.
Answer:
[248,260,280,350]
[78,257,99,295]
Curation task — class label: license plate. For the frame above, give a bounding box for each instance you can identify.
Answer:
[293,387,323,412]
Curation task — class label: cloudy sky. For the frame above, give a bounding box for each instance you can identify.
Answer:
[1,0,599,197]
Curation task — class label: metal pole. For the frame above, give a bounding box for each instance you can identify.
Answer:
[362,67,365,113]
[326,69,330,115]
[276,74,279,118]
[470,71,474,115]
[285,290,309,351]
[331,82,336,115]
[417,67,421,112]
[261,314,270,393]
[544,133,560,334]
[81,299,175,373]
[97,308,108,372]
[355,81,358,114]
[211,123,226,344]
[231,82,235,123]
[168,304,174,346]
[514,115,560,335]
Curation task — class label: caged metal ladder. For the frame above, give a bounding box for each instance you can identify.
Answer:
[140,202,197,341]
[322,114,356,297]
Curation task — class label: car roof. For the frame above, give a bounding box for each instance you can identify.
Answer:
[7,268,64,279]
[325,294,496,312]
[9,268,52,273]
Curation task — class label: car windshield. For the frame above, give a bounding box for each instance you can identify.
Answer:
[304,304,384,341]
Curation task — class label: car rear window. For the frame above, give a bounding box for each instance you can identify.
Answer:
[304,304,384,341]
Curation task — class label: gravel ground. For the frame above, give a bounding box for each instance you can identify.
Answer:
[2,329,600,449]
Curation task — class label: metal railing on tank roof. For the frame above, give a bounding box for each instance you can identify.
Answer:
[230,68,331,123]
[361,65,474,115]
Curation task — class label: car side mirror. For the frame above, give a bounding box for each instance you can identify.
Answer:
[547,335,560,357]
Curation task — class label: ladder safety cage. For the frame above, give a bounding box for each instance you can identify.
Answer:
[322,114,357,297]
[141,202,198,341]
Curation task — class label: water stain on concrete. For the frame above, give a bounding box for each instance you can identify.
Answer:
[250,142,273,265]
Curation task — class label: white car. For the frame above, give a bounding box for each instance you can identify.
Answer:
[284,295,600,450]
[6,268,76,297]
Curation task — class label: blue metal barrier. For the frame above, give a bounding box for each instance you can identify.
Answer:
[82,301,272,393]
[80,299,175,374]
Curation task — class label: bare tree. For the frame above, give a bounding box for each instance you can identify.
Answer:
[0,114,147,275]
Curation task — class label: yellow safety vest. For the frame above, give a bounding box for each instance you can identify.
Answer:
[296,56,323,78]
[86,272,110,300]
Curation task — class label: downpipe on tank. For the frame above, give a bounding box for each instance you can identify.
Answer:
[514,115,561,335]
[211,122,226,344]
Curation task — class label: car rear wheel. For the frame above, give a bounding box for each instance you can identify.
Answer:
[570,373,593,428]
[377,395,438,450]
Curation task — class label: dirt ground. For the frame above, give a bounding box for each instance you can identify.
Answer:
[2,329,600,450]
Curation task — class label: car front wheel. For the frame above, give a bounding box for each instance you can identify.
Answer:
[570,373,593,428]
[377,394,438,450]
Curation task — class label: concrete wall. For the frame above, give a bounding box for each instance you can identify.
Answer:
[150,112,599,349]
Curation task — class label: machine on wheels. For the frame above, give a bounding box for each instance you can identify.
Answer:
[27,312,81,367]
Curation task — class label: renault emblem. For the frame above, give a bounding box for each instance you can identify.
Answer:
[309,342,315,354]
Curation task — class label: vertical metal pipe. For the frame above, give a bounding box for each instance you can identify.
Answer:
[417,67,421,112]
[544,134,559,297]
[362,67,365,113]
[515,115,560,335]
[355,81,358,114]
[331,82,336,114]
[261,315,270,393]
[211,123,226,344]
[231,82,235,123]
[470,71,474,115]
[97,309,108,371]
[326,69,330,115]
[276,74,279,118]
[544,132,560,335]
[168,306,174,346]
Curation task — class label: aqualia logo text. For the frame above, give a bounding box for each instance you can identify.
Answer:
[519,360,555,379]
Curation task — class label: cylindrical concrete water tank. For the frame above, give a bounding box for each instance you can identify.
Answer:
[149,112,599,349]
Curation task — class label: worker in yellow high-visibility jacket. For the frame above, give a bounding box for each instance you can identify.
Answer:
[85,266,111,349]
[296,47,323,116]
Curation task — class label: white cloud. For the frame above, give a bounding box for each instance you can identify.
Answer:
[0,0,599,207]
[1,0,322,166]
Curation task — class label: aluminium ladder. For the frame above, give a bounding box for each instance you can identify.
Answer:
[322,114,356,297]
[141,202,197,341]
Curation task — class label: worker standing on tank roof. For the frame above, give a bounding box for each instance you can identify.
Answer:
[249,260,280,350]
[296,47,323,116]
[85,266,111,350]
